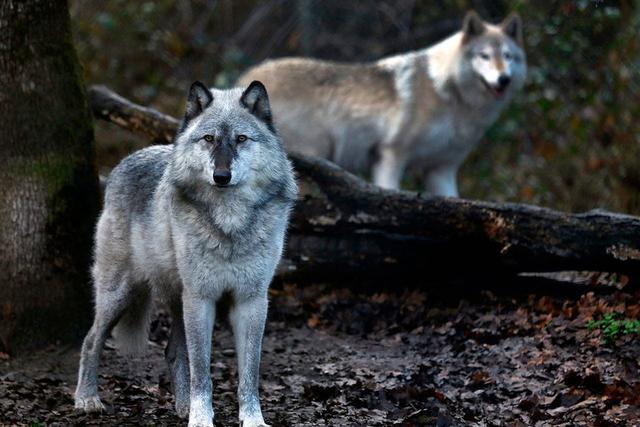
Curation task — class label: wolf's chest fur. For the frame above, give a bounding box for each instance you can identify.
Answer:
[186,201,280,255]
[383,52,505,168]
[410,97,503,168]
[133,188,287,299]
[130,174,289,298]
[171,181,287,256]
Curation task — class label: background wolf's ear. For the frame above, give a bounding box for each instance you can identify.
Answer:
[185,81,213,122]
[240,80,274,132]
[462,11,486,43]
[501,13,523,46]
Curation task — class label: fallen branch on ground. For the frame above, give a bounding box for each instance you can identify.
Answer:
[88,85,640,283]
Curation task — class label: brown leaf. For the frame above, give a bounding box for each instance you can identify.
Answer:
[307,314,320,328]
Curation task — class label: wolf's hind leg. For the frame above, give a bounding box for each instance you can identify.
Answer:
[75,273,134,413]
[230,295,270,427]
[165,300,190,419]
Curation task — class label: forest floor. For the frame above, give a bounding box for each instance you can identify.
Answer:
[1,280,639,426]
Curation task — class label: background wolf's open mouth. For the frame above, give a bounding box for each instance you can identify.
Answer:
[480,77,507,98]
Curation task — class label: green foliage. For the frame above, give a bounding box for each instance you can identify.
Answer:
[460,1,640,213]
[586,312,640,343]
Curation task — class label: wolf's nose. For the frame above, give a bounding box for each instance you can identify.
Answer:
[213,170,231,185]
[497,74,511,89]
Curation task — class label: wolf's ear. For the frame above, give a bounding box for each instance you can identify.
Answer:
[462,11,486,43]
[185,81,213,122]
[501,12,523,46]
[240,80,274,131]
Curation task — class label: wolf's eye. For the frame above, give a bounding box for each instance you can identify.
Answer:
[504,52,513,60]
[237,135,248,143]
[203,135,214,143]
[479,52,490,60]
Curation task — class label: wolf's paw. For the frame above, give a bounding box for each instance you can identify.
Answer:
[240,415,270,427]
[187,411,214,427]
[187,421,214,427]
[74,395,105,413]
[175,400,189,419]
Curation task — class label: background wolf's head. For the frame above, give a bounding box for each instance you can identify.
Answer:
[454,11,527,105]
[170,80,291,193]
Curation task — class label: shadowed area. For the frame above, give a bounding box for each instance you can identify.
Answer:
[1,282,638,426]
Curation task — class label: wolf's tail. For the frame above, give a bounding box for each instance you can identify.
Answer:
[111,290,153,356]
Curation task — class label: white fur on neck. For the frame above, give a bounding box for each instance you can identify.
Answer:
[426,32,464,99]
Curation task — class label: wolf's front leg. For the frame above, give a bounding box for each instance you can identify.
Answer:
[182,293,216,427]
[371,147,408,190]
[230,294,270,427]
[423,167,459,197]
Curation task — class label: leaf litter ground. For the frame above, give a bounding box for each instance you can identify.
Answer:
[1,281,639,426]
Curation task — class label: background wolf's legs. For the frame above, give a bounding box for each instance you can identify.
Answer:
[75,274,133,412]
[423,167,459,197]
[183,294,215,427]
[165,299,190,419]
[371,147,407,190]
[230,295,269,427]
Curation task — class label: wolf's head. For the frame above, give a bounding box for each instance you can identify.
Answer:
[454,11,526,103]
[171,80,291,193]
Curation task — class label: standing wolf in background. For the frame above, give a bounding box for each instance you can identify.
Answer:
[238,11,526,197]
[74,80,297,427]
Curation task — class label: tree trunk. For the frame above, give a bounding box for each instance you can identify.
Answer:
[0,0,100,353]
[88,85,640,284]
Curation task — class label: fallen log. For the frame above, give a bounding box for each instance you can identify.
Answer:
[89,85,640,283]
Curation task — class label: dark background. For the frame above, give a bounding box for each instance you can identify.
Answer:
[1,3,639,425]
[70,0,640,213]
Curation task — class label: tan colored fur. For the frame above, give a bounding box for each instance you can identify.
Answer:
[238,11,526,196]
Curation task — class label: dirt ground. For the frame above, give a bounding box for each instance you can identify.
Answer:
[1,281,639,426]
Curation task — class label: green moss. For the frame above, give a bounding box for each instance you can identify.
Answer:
[6,156,76,224]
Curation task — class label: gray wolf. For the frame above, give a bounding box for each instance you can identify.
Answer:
[238,11,526,197]
[74,80,297,427]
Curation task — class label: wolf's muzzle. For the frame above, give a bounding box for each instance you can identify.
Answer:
[213,170,231,186]
[497,74,511,90]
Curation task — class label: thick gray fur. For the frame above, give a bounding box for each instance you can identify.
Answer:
[74,81,297,427]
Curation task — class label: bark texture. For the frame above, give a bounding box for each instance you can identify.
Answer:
[0,0,100,353]
[88,85,640,283]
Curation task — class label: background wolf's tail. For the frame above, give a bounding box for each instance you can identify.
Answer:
[111,289,152,356]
